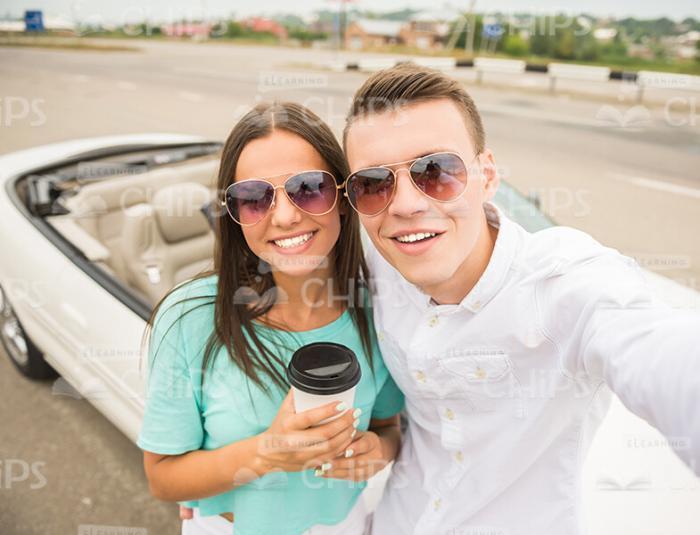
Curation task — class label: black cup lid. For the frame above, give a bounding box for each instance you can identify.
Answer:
[287,342,361,395]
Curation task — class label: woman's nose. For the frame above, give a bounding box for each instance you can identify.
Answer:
[270,188,302,227]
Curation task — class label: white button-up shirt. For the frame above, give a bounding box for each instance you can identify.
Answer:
[366,202,700,535]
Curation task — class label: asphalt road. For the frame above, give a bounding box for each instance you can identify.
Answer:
[0,353,179,534]
[0,39,698,535]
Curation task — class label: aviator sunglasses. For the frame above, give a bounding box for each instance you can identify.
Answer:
[342,151,481,216]
[222,170,342,226]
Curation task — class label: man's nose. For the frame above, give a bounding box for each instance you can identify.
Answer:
[387,168,430,218]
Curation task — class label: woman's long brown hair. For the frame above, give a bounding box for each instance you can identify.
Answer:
[140,102,373,393]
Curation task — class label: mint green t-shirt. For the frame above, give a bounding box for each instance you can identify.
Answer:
[137,274,404,535]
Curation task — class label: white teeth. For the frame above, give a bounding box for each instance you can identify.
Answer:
[395,232,437,243]
[273,232,314,249]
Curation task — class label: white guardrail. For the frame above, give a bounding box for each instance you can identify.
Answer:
[473,58,526,83]
[319,57,700,103]
[357,57,457,73]
[409,56,458,71]
[357,58,402,73]
[636,70,700,101]
[547,63,611,92]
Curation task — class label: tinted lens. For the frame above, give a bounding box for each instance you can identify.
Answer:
[410,152,468,201]
[346,168,395,216]
[285,171,338,215]
[225,180,274,225]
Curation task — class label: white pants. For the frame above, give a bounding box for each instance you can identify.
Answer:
[182,495,370,535]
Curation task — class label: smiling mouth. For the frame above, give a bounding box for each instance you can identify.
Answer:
[270,231,317,249]
[391,231,443,244]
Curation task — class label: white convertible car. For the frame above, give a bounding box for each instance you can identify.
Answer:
[1,134,698,532]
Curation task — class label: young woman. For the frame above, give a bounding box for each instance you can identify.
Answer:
[137,102,404,535]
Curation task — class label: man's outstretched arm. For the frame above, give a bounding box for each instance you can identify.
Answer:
[544,250,700,473]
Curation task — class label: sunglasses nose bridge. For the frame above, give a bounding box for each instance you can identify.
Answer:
[268,187,304,228]
[393,164,421,195]
[273,182,303,214]
[269,183,287,209]
[393,165,411,179]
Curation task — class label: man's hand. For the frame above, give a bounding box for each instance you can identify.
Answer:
[179,505,193,520]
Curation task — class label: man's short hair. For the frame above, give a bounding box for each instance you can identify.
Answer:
[343,62,486,153]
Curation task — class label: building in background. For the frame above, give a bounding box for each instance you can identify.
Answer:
[241,17,288,40]
[345,10,456,51]
[161,23,211,38]
[593,27,618,41]
[345,19,403,49]
[401,9,455,50]
[666,30,700,58]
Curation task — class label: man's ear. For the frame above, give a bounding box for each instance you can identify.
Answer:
[479,148,499,201]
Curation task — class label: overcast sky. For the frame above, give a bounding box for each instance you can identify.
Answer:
[2,0,698,24]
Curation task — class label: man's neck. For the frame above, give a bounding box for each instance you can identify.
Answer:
[422,217,498,306]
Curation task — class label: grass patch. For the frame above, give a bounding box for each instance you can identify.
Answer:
[0,34,140,52]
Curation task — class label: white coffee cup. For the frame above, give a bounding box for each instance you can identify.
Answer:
[287,342,361,425]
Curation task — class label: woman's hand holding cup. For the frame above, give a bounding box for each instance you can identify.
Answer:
[255,390,361,475]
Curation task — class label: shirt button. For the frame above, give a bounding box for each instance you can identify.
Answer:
[433,498,442,511]
[378,332,385,342]
[473,300,482,310]
[444,408,454,420]
[455,450,464,463]
[475,366,486,379]
[428,315,439,327]
[415,370,426,383]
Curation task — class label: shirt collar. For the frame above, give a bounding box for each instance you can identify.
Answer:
[402,201,518,314]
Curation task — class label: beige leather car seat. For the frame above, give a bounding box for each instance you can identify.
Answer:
[63,157,219,281]
[121,182,215,305]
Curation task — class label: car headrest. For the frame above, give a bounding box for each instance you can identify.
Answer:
[152,182,212,243]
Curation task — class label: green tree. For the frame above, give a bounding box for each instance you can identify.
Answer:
[554,28,575,59]
[601,31,628,58]
[529,16,555,57]
[501,33,529,56]
[225,21,244,38]
[447,14,484,52]
[574,21,600,61]
[577,38,600,61]
[289,28,328,43]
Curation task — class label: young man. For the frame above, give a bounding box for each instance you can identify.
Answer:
[341,63,700,534]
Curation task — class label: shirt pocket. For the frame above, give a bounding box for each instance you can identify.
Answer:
[434,350,523,412]
[432,350,525,449]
